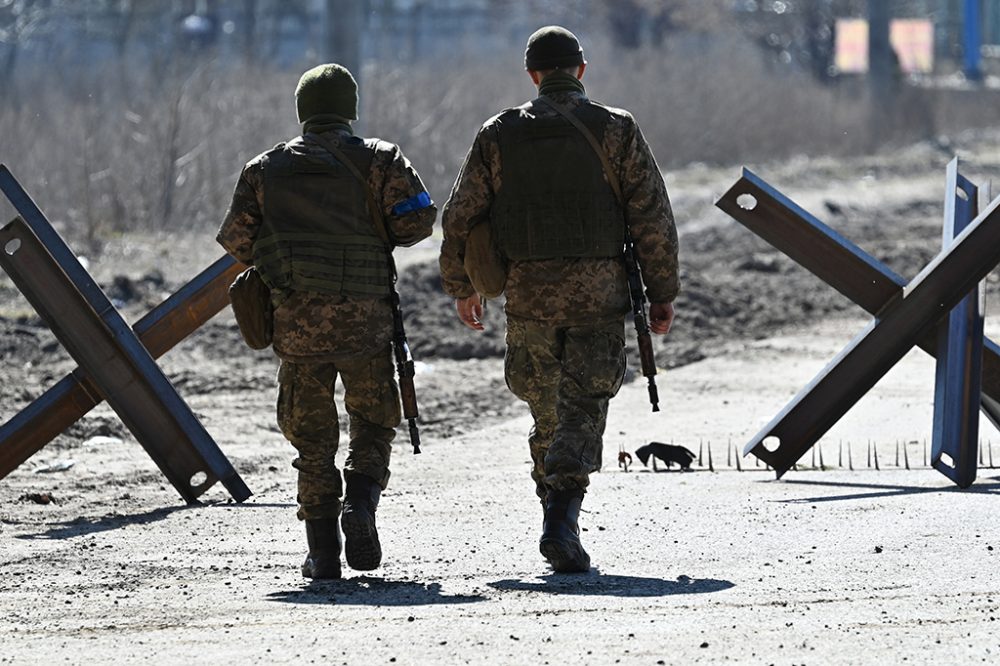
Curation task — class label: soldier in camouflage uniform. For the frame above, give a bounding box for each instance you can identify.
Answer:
[218,64,436,579]
[439,27,679,573]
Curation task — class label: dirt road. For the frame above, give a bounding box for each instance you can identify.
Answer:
[4,133,1000,663]
[2,318,999,665]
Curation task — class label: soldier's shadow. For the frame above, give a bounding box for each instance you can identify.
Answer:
[15,501,296,540]
[267,576,487,607]
[16,505,186,540]
[489,573,734,597]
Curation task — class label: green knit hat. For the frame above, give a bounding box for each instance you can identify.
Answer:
[294,63,358,123]
[524,26,585,71]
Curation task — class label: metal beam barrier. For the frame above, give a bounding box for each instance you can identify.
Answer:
[717,168,1000,431]
[716,170,1000,477]
[931,160,986,487]
[0,253,244,482]
[0,217,250,503]
[0,212,249,503]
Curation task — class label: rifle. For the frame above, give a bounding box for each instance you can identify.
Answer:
[390,276,421,454]
[536,97,661,413]
[305,131,422,453]
[623,230,659,412]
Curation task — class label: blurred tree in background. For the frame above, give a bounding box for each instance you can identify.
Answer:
[0,0,998,249]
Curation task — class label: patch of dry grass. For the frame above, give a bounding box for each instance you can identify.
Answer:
[1,33,999,253]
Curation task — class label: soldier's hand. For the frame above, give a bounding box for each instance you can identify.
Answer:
[649,302,674,335]
[456,294,485,331]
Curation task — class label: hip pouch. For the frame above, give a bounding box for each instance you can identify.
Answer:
[464,222,507,299]
[228,266,274,350]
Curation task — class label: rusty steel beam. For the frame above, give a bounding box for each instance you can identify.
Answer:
[0,253,244,481]
[716,168,1000,428]
[716,168,903,315]
[0,211,249,503]
[716,169,1000,477]
[931,161,985,488]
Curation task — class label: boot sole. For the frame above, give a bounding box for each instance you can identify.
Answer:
[341,512,382,571]
[539,537,591,573]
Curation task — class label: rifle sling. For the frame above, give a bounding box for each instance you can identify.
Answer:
[540,97,658,408]
[536,97,645,291]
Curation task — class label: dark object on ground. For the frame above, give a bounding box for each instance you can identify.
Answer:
[19,492,55,505]
[635,442,696,471]
[618,449,633,472]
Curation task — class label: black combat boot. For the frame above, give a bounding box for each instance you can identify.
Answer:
[539,489,590,573]
[341,474,382,571]
[302,518,341,579]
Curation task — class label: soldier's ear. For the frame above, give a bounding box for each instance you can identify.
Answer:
[576,63,587,80]
[528,69,543,86]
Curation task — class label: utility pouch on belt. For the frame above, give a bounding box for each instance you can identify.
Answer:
[228,266,273,350]
[464,222,507,299]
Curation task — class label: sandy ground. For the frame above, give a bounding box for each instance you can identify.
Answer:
[5,132,1000,663]
[2,318,1000,665]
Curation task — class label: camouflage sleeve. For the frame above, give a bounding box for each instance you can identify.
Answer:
[612,115,680,303]
[373,143,437,248]
[216,161,264,265]
[439,124,499,299]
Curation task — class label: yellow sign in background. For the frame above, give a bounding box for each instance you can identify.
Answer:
[835,18,934,74]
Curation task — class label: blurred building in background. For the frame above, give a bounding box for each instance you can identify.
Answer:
[2,0,999,83]
[734,0,1000,83]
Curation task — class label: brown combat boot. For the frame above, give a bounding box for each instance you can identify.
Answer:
[302,518,341,579]
[539,489,591,573]
[341,474,382,571]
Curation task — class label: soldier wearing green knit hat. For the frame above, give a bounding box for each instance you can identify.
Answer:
[218,64,436,580]
[294,63,359,123]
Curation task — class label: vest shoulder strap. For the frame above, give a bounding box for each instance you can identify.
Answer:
[535,97,624,208]
[303,132,392,248]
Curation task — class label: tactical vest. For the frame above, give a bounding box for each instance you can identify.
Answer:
[491,101,624,261]
[253,136,391,298]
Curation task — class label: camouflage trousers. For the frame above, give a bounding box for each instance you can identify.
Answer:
[504,318,626,499]
[276,345,401,521]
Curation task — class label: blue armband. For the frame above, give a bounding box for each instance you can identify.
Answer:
[391,191,432,216]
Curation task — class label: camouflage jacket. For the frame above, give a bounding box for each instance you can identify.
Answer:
[217,128,436,362]
[440,89,680,326]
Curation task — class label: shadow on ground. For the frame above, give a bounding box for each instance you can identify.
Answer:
[775,478,1000,503]
[15,501,294,540]
[267,576,487,606]
[489,573,734,597]
[15,505,188,540]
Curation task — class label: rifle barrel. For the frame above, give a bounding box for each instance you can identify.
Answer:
[408,419,421,454]
[647,377,660,412]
